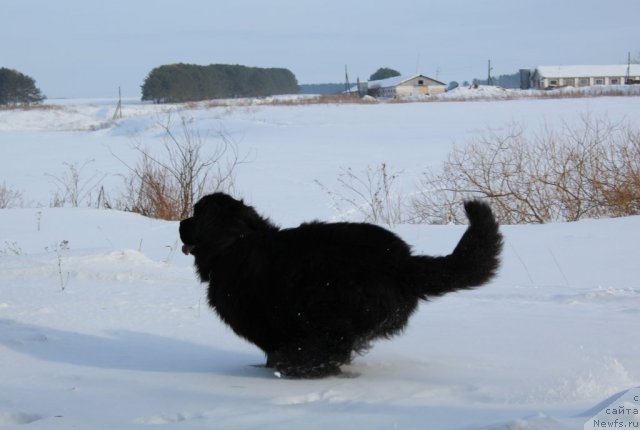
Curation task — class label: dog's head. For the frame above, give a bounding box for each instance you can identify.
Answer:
[179,193,274,259]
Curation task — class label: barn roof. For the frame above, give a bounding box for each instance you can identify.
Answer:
[368,74,446,89]
[536,65,640,78]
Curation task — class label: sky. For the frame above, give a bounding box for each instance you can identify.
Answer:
[2,0,639,99]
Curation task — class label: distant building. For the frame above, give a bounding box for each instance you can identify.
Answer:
[521,65,640,89]
[355,74,447,98]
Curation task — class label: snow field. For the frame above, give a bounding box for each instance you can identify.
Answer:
[1,95,640,429]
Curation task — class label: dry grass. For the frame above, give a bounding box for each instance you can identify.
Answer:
[174,94,376,110]
[266,94,377,106]
[0,103,62,112]
[117,154,182,220]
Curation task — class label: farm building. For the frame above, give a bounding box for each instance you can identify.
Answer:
[357,74,447,98]
[521,65,640,89]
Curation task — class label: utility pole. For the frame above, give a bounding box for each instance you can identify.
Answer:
[112,86,123,120]
[344,65,351,94]
[626,52,631,84]
[487,60,494,86]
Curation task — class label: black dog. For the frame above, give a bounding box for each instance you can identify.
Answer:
[180,193,502,378]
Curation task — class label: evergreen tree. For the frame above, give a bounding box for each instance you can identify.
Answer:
[0,68,45,105]
[369,68,401,81]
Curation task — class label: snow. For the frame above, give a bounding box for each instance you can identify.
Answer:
[1,95,640,429]
[438,84,640,101]
[439,85,516,100]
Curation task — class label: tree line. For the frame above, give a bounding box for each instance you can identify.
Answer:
[0,64,530,105]
[141,63,299,103]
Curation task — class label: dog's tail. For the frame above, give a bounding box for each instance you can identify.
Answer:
[415,200,503,299]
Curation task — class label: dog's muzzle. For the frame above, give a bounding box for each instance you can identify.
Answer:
[179,218,196,256]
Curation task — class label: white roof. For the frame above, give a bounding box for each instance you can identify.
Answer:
[536,65,640,78]
[368,74,445,89]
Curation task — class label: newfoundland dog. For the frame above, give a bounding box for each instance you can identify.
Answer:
[180,193,502,378]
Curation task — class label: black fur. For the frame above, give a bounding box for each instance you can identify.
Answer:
[179,193,503,378]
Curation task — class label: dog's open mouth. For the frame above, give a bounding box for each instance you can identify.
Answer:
[182,244,196,255]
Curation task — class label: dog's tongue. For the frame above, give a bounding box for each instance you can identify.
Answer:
[182,244,194,255]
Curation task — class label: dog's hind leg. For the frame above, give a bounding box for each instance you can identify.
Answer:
[267,339,352,379]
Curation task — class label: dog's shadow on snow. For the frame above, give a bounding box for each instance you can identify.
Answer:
[0,318,270,377]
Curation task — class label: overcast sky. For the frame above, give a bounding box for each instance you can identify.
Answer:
[2,0,639,98]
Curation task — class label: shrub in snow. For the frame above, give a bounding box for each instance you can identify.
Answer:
[116,113,244,220]
[413,115,640,224]
[316,163,407,227]
[0,181,23,208]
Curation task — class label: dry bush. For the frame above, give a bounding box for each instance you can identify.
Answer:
[316,163,408,227]
[597,125,640,215]
[118,154,180,220]
[116,113,244,220]
[47,160,108,208]
[0,182,23,208]
[413,116,640,224]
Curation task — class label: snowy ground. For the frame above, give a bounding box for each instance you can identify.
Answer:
[1,95,639,429]
[436,84,640,101]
